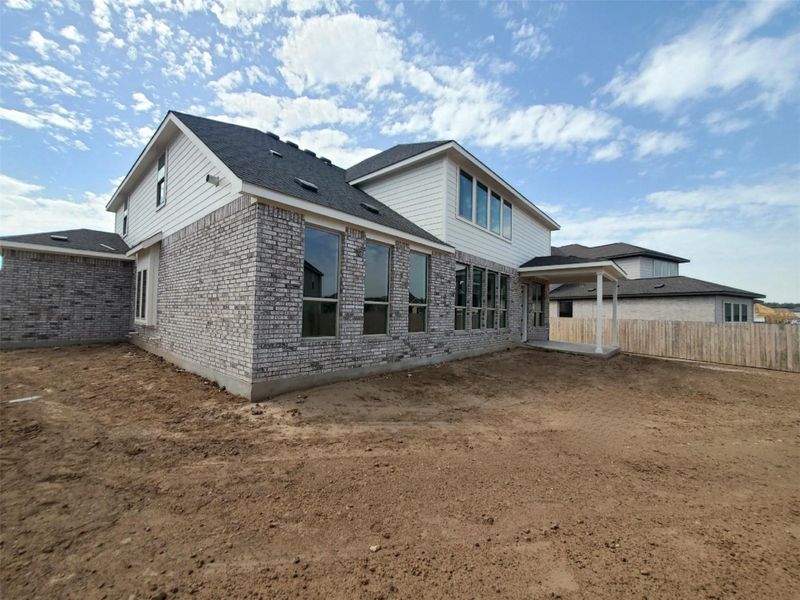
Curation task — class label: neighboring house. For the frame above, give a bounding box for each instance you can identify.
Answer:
[5,111,633,399]
[548,243,764,323]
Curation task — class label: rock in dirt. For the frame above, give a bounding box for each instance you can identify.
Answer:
[369,545,381,553]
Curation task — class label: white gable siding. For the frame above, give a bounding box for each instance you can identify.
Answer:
[613,256,647,279]
[444,157,550,268]
[357,157,446,240]
[116,131,236,247]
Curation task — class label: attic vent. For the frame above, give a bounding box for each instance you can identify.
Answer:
[294,177,318,192]
[270,150,283,158]
[286,141,299,149]
[50,235,69,241]
[360,201,380,214]
[319,156,332,165]
[99,243,116,251]
[265,131,280,140]
[303,149,316,157]
[653,283,666,289]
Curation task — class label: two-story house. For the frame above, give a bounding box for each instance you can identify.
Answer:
[548,243,764,323]
[1,111,629,398]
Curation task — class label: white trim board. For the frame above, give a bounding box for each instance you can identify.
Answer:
[0,240,134,261]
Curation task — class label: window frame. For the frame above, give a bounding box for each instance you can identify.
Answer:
[122,197,129,237]
[653,259,678,277]
[302,225,341,338]
[135,268,148,321]
[724,301,749,323]
[471,266,485,329]
[363,240,391,336]
[408,251,429,333]
[559,300,573,319]
[530,283,544,327]
[486,271,498,329]
[455,167,513,243]
[499,274,509,328]
[455,262,468,331]
[156,152,167,209]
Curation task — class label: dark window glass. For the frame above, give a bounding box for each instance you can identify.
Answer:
[486,271,497,328]
[733,303,740,322]
[724,302,732,322]
[408,252,428,305]
[135,269,148,320]
[741,304,748,322]
[472,267,484,329]
[409,306,427,333]
[458,170,473,220]
[499,275,508,328]
[455,263,467,330]
[531,283,544,327]
[364,304,389,335]
[303,227,340,299]
[475,182,488,228]
[559,300,573,318]
[364,242,389,302]
[302,300,337,337]
[156,153,167,207]
[490,192,501,234]
[502,200,512,239]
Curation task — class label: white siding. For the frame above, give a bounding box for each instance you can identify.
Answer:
[549,296,717,322]
[116,131,236,247]
[358,157,446,240]
[444,157,550,268]
[613,256,646,279]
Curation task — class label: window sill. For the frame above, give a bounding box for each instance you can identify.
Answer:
[363,333,391,339]
[455,215,512,244]
[156,202,167,212]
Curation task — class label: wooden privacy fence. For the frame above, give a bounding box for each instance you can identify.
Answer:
[549,318,800,373]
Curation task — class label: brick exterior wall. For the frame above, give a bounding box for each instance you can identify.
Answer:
[0,249,133,348]
[133,196,258,390]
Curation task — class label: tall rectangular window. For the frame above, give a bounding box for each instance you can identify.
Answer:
[475,182,488,228]
[472,266,484,329]
[408,252,428,332]
[135,268,148,321]
[364,242,390,335]
[455,263,468,330]
[156,153,167,208]
[486,271,498,328]
[502,200,512,239]
[302,226,340,337]
[490,191,501,234]
[531,283,544,326]
[499,275,508,327]
[458,170,473,220]
[122,197,129,236]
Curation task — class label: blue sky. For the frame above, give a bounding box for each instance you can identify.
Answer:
[0,0,798,301]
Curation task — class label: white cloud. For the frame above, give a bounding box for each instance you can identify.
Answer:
[292,128,380,167]
[703,110,753,135]
[508,19,551,60]
[208,0,281,30]
[5,0,32,8]
[0,105,92,132]
[0,106,44,128]
[589,141,624,162]
[603,2,800,112]
[633,131,690,159]
[0,174,114,236]
[59,25,86,44]
[26,31,59,59]
[645,175,800,213]
[209,70,244,93]
[131,91,154,112]
[91,0,112,30]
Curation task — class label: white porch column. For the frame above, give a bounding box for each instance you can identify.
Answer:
[612,281,619,347]
[595,270,603,353]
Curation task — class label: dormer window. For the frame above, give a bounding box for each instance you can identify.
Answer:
[156,153,167,208]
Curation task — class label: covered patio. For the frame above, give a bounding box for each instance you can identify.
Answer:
[518,256,628,354]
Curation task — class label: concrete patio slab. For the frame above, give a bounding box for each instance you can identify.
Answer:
[524,339,621,359]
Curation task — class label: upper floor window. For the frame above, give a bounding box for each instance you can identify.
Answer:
[455,263,468,330]
[302,226,340,337]
[156,153,167,208]
[458,170,473,220]
[122,197,129,236]
[502,200,512,239]
[490,192,501,235]
[653,259,678,277]
[408,252,428,332]
[476,182,488,228]
[364,241,390,335]
[724,302,748,323]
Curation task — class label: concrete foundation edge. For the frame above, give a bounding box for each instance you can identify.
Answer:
[1,337,129,351]
[250,341,518,401]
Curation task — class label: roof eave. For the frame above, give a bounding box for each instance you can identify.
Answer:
[0,240,134,261]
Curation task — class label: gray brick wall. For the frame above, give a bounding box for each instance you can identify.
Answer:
[133,196,258,385]
[0,249,133,348]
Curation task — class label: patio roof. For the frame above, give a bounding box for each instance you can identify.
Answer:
[518,257,627,284]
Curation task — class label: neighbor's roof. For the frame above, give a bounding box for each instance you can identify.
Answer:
[549,276,764,300]
[0,228,129,255]
[171,112,445,245]
[345,141,451,182]
[553,243,689,263]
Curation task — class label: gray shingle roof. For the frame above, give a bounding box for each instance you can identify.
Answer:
[549,276,764,300]
[345,141,451,182]
[519,255,612,268]
[0,228,128,255]
[553,243,689,263]
[171,112,446,245]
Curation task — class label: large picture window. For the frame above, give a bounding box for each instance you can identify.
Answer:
[364,242,390,335]
[499,275,508,327]
[486,271,498,328]
[458,170,473,220]
[408,252,428,332]
[531,283,544,326]
[455,263,468,330]
[303,226,340,337]
[472,266,484,329]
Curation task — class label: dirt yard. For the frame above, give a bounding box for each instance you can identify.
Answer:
[1,344,798,599]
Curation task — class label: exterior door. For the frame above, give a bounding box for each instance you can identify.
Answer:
[520,284,528,342]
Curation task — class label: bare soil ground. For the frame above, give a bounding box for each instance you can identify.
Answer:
[1,344,799,600]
